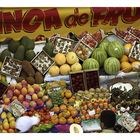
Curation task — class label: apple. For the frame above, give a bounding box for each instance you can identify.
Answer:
[8,84,15,91]
[25,94,32,102]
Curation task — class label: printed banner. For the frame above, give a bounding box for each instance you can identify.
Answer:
[0,7,140,41]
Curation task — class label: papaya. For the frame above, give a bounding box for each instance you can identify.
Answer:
[25,50,36,61]
[8,39,20,53]
[14,45,25,61]
[20,36,35,51]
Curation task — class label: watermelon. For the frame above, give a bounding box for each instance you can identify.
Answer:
[82,58,99,70]
[104,57,120,75]
[91,48,107,67]
[107,41,124,59]
[98,38,110,52]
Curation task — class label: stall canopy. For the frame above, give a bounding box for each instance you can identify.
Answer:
[0,7,140,41]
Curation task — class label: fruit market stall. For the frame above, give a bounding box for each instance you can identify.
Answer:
[0,7,140,133]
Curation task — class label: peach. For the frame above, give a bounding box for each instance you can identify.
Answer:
[14,89,20,96]
[36,99,44,106]
[12,96,18,101]
[7,90,13,99]
[18,95,24,102]
[8,84,15,91]
[30,101,37,108]
[32,84,41,92]
[21,87,28,96]
[32,94,38,101]
[42,95,49,102]
[23,101,30,108]
[28,87,35,95]
[15,83,22,90]
[21,80,28,87]
[4,98,10,105]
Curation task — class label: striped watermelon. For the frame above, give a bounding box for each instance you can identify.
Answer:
[91,48,107,67]
[82,58,99,70]
[98,38,110,52]
[107,41,124,59]
[104,57,120,75]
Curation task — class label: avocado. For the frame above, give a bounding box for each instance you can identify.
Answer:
[43,42,55,57]
[14,45,25,61]
[0,49,12,62]
[25,50,36,61]
[8,39,20,53]
[26,76,35,85]
[20,36,35,51]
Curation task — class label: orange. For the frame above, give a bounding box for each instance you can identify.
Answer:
[59,117,67,124]
[70,110,78,117]
[52,106,60,113]
[60,105,67,111]
[67,117,74,124]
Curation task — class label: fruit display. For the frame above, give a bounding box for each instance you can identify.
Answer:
[74,41,92,61]
[79,100,116,120]
[1,57,22,78]
[24,107,51,124]
[31,51,54,75]
[0,111,16,133]
[50,104,81,125]
[129,43,140,61]
[0,26,140,133]
[82,58,99,70]
[2,80,47,110]
[49,52,81,76]
[31,123,54,133]
[74,88,111,102]
[91,48,107,67]
[70,70,100,92]
[53,37,75,54]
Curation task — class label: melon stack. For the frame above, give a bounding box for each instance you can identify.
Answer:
[48,52,82,76]
[119,44,140,73]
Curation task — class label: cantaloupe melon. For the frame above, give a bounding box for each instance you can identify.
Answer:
[120,62,132,73]
[60,64,71,75]
[49,66,60,76]
[66,52,78,65]
[54,53,66,65]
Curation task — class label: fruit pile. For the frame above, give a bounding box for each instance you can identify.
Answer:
[0,111,16,133]
[48,52,82,76]
[75,88,111,102]
[2,80,48,110]
[80,100,116,120]
[50,104,81,125]
[24,107,51,124]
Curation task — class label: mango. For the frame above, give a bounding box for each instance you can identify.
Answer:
[1,112,7,119]
[3,122,10,130]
